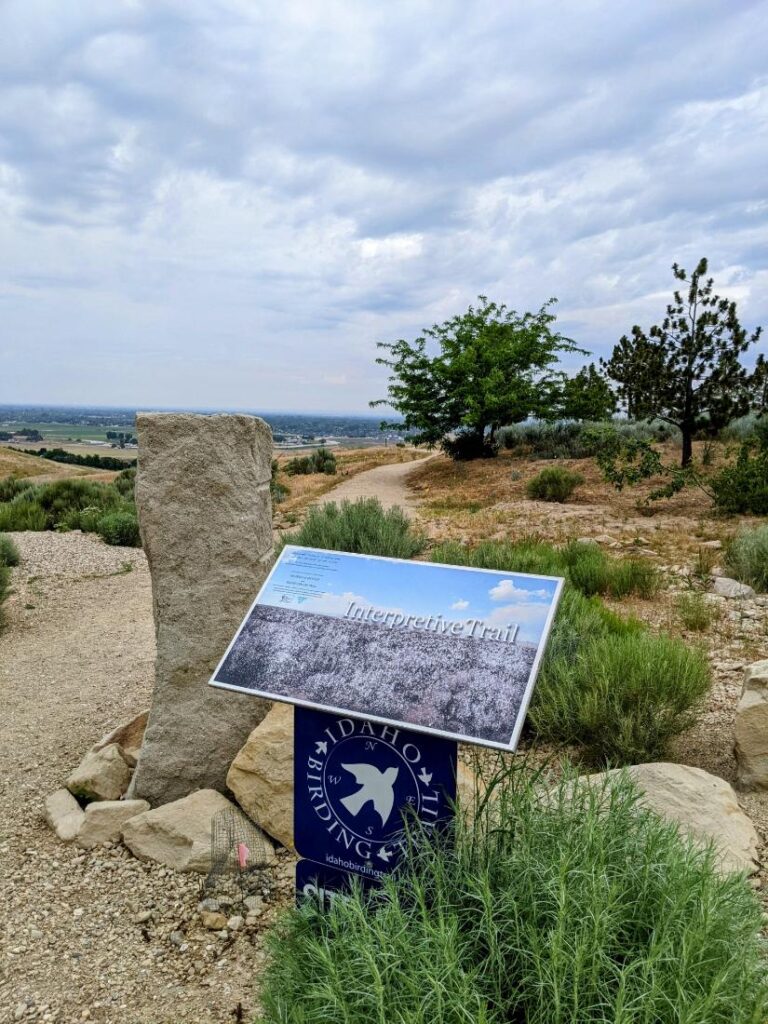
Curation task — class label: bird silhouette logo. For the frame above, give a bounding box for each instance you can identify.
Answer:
[340,763,399,827]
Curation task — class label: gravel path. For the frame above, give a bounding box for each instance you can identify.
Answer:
[314,452,436,514]
[0,533,291,1024]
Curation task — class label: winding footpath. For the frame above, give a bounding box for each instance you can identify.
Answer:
[313,451,436,515]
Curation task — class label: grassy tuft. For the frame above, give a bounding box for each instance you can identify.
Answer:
[259,765,767,1024]
[526,466,584,502]
[725,524,768,593]
[0,533,20,567]
[282,498,426,559]
[431,538,660,601]
[532,630,711,764]
[675,591,720,632]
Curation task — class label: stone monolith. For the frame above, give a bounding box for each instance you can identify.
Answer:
[128,413,273,806]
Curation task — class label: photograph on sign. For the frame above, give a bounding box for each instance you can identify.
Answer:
[210,545,564,750]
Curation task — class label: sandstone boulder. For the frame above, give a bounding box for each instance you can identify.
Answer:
[735,660,768,790]
[228,703,480,847]
[227,703,294,847]
[599,762,759,876]
[122,789,274,873]
[712,577,755,599]
[128,414,274,806]
[44,789,85,842]
[67,744,132,802]
[93,711,149,768]
[76,799,150,849]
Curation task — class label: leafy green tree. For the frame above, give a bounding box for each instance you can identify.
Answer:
[603,259,763,466]
[561,363,616,421]
[372,296,581,459]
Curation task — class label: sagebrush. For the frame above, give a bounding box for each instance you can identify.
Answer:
[282,498,426,558]
[526,466,584,502]
[725,524,768,593]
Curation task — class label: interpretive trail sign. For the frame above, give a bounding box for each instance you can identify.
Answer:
[294,706,457,881]
[210,545,564,750]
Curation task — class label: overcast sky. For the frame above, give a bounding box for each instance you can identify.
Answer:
[2,1,767,414]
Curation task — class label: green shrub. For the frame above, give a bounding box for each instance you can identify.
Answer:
[498,418,680,459]
[441,431,499,460]
[725,524,768,593]
[0,498,47,532]
[113,467,136,499]
[284,447,337,476]
[431,538,660,601]
[675,591,720,631]
[710,434,768,515]
[531,631,710,764]
[526,466,584,502]
[0,563,9,625]
[95,512,141,547]
[270,460,289,504]
[0,533,20,567]
[260,767,767,1024]
[0,477,34,503]
[282,498,426,558]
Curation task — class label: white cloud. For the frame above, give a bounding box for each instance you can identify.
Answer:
[0,1,766,408]
[489,579,550,602]
[450,599,469,610]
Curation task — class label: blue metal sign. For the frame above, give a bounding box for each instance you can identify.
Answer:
[295,858,379,906]
[294,706,457,883]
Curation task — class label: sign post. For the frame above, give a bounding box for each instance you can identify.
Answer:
[210,545,564,902]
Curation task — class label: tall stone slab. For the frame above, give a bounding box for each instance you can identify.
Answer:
[129,413,273,806]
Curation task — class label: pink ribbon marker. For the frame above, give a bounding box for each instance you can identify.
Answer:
[237,842,250,869]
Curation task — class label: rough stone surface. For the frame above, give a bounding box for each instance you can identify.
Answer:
[712,576,756,599]
[227,703,294,847]
[128,413,274,806]
[599,762,759,876]
[228,703,478,848]
[43,789,85,842]
[67,743,132,802]
[93,710,149,768]
[735,660,768,790]
[76,799,150,849]
[121,789,273,873]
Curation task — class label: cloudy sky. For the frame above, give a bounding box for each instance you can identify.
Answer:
[2,1,766,414]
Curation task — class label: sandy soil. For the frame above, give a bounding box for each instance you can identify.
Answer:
[311,452,437,514]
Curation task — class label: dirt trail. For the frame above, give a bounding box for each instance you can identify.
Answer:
[315,451,436,514]
[0,533,284,1024]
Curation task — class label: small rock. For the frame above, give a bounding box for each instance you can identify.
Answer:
[201,911,228,931]
[227,915,244,931]
[133,910,152,924]
[92,710,149,768]
[735,660,768,790]
[43,789,85,843]
[73,908,84,919]
[122,789,245,873]
[243,895,262,914]
[67,744,132,802]
[76,799,149,848]
[712,577,756,599]
[169,930,185,947]
[197,898,221,914]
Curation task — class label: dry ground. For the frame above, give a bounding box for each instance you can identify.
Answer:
[0,447,116,485]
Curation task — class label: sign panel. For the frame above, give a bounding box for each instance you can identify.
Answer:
[293,706,456,881]
[295,858,380,905]
[210,545,564,750]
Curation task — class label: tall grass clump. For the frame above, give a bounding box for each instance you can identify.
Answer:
[431,538,661,600]
[259,765,767,1024]
[725,524,768,593]
[526,466,584,502]
[532,630,711,764]
[0,533,20,567]
[284,447,337,476]
[282,498,426,558]
[675,591,720,632]
[0,477,141,546]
